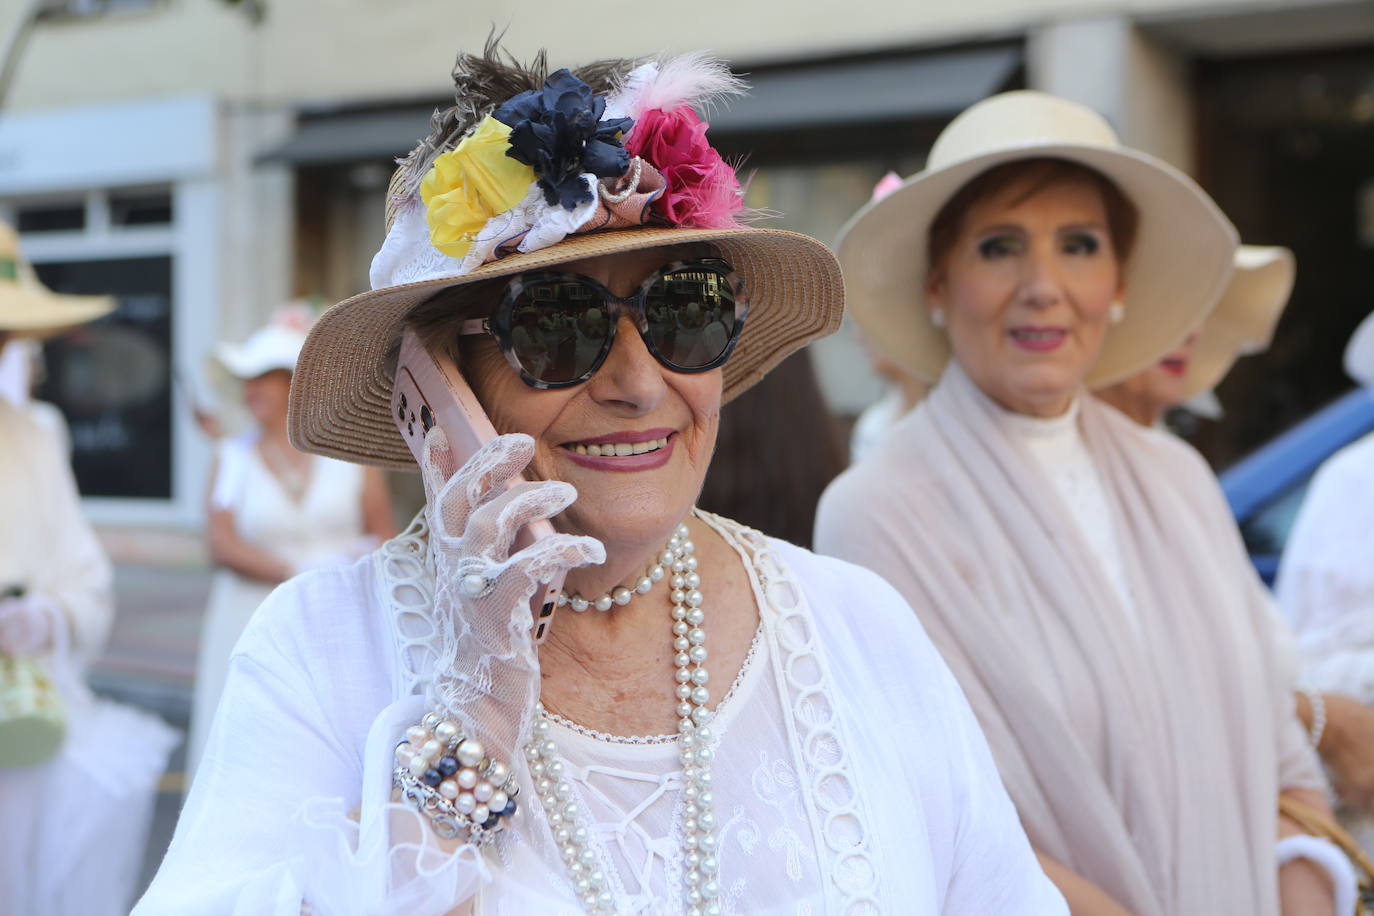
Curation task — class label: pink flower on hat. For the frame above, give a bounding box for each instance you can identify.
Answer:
[626,104,742,229]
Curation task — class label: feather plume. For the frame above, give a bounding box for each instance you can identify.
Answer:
[624,51,745,121]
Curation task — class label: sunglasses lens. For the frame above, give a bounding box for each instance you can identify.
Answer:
[507,280,612,383]
[644,265,740,369]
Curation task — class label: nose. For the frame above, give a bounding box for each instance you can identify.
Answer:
[1019,246,1064,310]
[584,314,668,415]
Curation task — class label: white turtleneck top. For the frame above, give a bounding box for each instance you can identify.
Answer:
[998,397,1138,627]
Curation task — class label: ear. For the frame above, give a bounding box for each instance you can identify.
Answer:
[924,267,948,314]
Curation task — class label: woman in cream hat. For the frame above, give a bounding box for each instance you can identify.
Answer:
[186,303,397,776]
[136,43,1063,915]
[0,220,178,916]
[1278,308,1374,853]
[1097,245,1295,426]
[817,91,1354,914]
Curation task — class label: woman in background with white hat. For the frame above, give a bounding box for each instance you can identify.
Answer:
[0,220,177,916]
[1097,245,1294,427]
[817,92,1352,914]
[1279,308,1374,854]
[187,304,396,775]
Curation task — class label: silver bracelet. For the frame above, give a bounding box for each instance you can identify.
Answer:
[1299,689,1327,750]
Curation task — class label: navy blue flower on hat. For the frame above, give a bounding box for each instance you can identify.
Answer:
[494,69,634,210]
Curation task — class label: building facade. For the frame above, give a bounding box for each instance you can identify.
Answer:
[2,0,1371,527]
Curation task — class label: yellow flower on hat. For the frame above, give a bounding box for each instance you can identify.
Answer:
[420,116,535,258]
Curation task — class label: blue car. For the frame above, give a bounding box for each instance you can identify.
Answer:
[1220,387,1374,585]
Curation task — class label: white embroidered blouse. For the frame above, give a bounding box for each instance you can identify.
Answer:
[133,513,1065,915]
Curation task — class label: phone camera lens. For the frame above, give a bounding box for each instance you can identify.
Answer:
[420,405,434,432]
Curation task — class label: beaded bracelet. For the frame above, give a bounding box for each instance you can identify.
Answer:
[393,712,519,845]
[1298,688,1327,750]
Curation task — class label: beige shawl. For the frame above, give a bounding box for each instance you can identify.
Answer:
[815,362,1321,916]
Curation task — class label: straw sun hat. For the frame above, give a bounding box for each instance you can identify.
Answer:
[1177,245,1294,402]
[0,222,114,338]
[288,49,843,469]
[836,90,1239,388]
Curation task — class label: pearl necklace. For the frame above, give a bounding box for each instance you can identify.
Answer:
[558,546,672,613]
[528,521,720,915]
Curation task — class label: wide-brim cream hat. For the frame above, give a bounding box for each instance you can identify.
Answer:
[1179,245,1294,401]
[1346,309,1374,389]
[836,90,1238,388]
[288,50,843,470]
[0,222,114,337]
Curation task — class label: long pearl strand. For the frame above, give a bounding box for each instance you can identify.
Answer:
[528,521,720,915]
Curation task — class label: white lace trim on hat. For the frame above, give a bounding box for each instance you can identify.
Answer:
[368,177,600,291]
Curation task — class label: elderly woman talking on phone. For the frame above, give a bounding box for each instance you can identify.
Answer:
[135,43,1064,916]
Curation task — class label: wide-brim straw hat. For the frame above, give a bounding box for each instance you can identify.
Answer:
[1179,245,1294,401]
[1346,309,1374,389]
[0,222,114,337]
[288,50,843,470]
[214,324,309,380]
[291,227,841,469]
[836,90,1238,388]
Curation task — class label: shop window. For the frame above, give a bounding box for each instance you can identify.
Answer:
[32,257,174,500]
[109,190,172,227]
[16,202,85,233]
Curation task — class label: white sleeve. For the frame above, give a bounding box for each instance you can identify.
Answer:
[915,609,1068,914]
[1276,439,1374,696]
[133,585,491,916]
[211,437,252,511]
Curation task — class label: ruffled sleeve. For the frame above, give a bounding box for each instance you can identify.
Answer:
[132,572,491,916]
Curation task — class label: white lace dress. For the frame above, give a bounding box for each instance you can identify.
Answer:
[134,513,1065,915]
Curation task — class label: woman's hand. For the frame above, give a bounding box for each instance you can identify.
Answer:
[0,593,58,656]
[420,429,604,771]
[1316,694,1374,812]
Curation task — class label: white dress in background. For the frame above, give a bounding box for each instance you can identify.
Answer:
[1277,431,1374,849]
[0,400,178,916]
[135,513,1066,915]
[187,432,372,775]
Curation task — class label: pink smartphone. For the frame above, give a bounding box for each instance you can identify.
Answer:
[391,328,566,643]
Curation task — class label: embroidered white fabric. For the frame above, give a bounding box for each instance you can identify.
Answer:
[134,506,1066,913]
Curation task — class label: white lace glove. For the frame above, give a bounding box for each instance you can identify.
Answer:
[420,428,604,770]
[0,593,59,656]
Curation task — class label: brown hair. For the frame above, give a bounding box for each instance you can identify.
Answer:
[926,158,1139,274]
[696,350,846,548]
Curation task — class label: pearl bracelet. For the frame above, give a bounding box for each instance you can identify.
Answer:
[393,712,519,844]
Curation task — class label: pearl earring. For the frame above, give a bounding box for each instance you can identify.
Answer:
[930,308,946,329]
[1108,302,1125,326]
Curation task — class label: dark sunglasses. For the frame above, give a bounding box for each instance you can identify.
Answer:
[459,258,749,389]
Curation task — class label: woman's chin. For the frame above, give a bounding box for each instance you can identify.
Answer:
[559,492,688,551]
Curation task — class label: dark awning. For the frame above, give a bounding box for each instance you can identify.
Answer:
[259,104,438,166]
[260,44,1021,166]
[713,45,1022,133]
